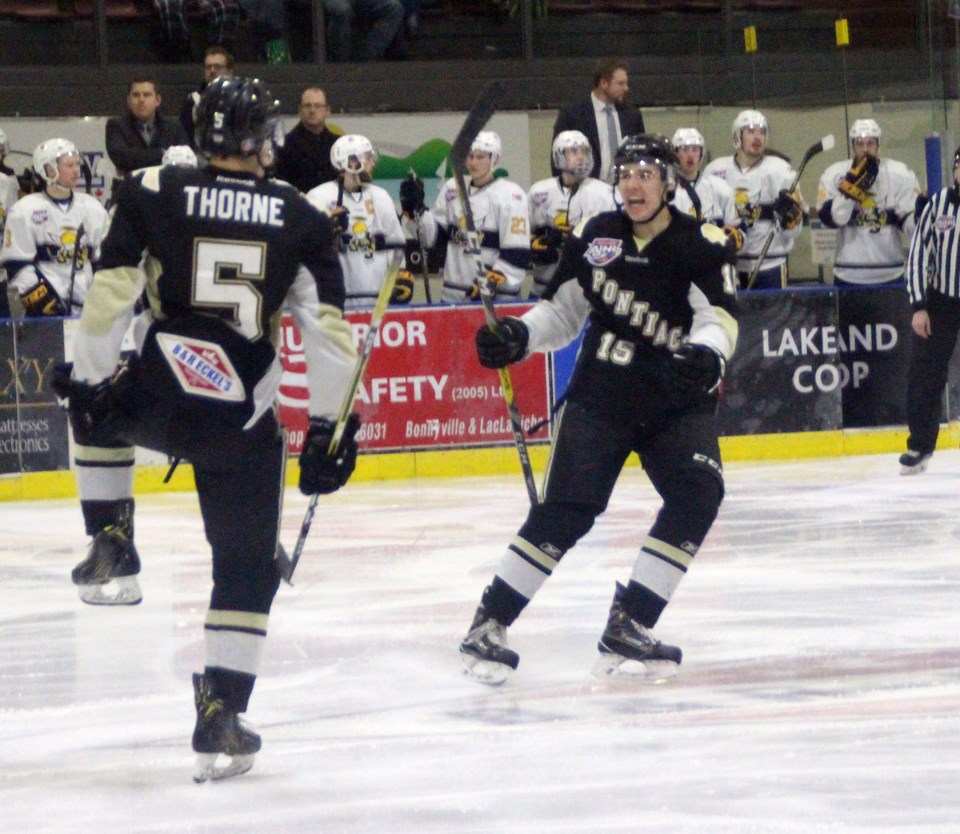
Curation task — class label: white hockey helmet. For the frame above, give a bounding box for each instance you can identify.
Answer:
[672,127,705,150]
[470,131,501,168]
[552,130,593,178]
[33,138,80,185]
[331,134,377,174]
[162,144,198,168]
[0,128,7,156]
[849,118,881,143]
[732,109,768,148]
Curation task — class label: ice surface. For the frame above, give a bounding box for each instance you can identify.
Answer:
[1,452,959,833]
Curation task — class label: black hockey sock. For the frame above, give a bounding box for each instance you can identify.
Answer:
[620,580,668,629]
[81,498,134,538]
[481,578,529,627]
[205,667,256,714]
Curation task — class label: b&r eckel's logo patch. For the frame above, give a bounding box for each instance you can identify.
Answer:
[156,333,245,402]
[584,238,623,266]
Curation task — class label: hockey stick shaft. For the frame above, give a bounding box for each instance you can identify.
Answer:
[279,249,405,585]
[66,222,85,315]
[746,133,835,289]
[449,81,539,507]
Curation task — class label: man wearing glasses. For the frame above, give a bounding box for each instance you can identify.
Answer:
[273,87,338,193]
[180,46,236,148]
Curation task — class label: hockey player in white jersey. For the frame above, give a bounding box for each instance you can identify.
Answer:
[527,130,615,297]
[702,110,804,289]
[0,129,19,317]
[306,134,413,308]
[670,127,742,253]
[816,118,920,287]
[54,144,199,607]
[432,130,530,302]
[3,138,108,316]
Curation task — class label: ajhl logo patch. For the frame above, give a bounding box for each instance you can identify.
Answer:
[156,333,245,402]
[584,238,623,266]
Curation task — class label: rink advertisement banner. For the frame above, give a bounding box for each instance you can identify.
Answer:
[0,318,70,474]
[278,304,551,453]
[837,287,913,428]
[718,290,843,436]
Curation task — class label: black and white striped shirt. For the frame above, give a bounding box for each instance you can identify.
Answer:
[906,187,960,308]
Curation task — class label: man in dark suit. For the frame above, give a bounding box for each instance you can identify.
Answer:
[552,57,645,183]
[273,86,338,193]
[105,77,190,201]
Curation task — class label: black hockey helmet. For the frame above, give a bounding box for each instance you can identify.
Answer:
[194,75,281,159]
[613,133,679,195]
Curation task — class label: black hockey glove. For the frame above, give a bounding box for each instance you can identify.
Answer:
[773,189,803,230]
[19,274,66,317]
[838,155,879,203]
[475,317,529,369]
[298,413,361,496]
[390,269,415,304]
[399,172,426,216]
[58,361,137,446]
[669,343,725,398]
[530,227,564,266]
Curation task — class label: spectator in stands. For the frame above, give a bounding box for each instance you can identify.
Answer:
[151,0,241,63]
[323,0,404,62]
[552,57,645,183]
[180,46,235,147]
[273,87,339,193]
[106,77,190,201]
[0,129,19,317]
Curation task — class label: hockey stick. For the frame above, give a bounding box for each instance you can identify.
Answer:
[676,176,702,222]
[746,133,835,289]
[449,81,539,507]
[403,167,433,303]
[277,249,405,585]
[66,222,85,315]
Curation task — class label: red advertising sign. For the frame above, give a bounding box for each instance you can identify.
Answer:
[278,304,551,454]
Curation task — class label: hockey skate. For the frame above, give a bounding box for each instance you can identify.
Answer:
[459,606,519,686]
[593,583,682,683]
[71,525,142,605]
[191,673,261,783]
[899,450,932,476]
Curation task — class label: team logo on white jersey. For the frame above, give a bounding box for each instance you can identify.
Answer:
[584,238,623,266]
[156,333,246,402]
[936,215,956,232]
[31,209,49,225]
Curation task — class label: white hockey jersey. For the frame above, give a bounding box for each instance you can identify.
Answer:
[433,175,530,303]
[2,190,109,314]
[306,181,406,308]
[0,171,19,288]
[702,153,802,275]
[528,175,615,293]
[816,157,920,285]
[671,173,739,228]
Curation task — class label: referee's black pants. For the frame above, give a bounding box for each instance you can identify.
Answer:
[906,290,960,454]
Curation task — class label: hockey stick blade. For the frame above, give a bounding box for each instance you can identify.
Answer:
[279,250,405,585]
[449,81,503,171]
[746,133,835,290]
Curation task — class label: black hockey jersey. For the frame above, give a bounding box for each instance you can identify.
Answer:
[102,163,344,335]
[540,206,739,421]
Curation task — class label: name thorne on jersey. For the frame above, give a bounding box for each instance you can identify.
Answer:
[183,186,284,228]
[762,324,898,357]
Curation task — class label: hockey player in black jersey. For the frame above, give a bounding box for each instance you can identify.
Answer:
[58,76,360,780]
[459,134,739,684]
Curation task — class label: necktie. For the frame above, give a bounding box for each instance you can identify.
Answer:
[604,105,619,175]
[141,123,153,145]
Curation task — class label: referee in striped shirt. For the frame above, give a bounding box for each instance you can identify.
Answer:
[900,145,960,475]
